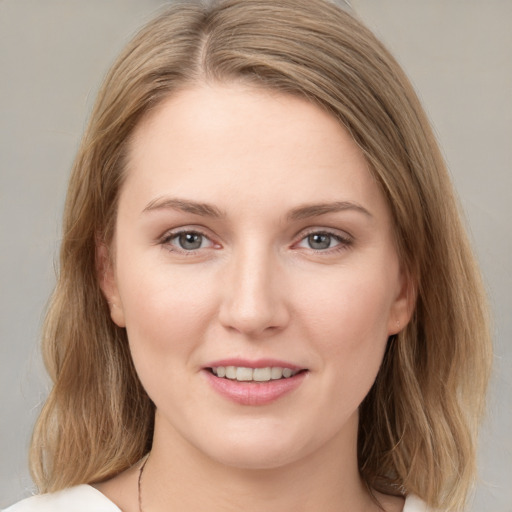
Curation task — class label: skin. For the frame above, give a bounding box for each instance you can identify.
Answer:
[97,83,412,512]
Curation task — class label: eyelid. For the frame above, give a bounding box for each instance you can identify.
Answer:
[159,226,220,253]
[296,226,353,241]
[293,227,354,252]
[157,225,352,254]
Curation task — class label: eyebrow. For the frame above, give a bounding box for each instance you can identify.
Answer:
[142,197,371,221]
[286,201,372,221]
[142,197,226,218]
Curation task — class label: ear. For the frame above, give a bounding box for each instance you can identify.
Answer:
[96,240,126,328]
[387,268,416,336]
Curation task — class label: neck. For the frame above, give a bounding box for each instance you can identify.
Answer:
[142,412,375,512]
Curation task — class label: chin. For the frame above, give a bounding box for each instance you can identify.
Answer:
[207,440,305,471]
[190,418,331,471]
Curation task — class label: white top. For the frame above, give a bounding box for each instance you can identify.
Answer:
[2,486,120,512]
[3,485,431,511]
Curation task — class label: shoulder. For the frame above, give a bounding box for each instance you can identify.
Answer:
[403,494,433,512]
[2,485,121,512]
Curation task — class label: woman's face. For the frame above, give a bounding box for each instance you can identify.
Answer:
[102,83,411,469]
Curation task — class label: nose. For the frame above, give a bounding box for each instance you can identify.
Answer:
[218,244,290,337]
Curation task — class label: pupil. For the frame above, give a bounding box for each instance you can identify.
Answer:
[309,233,331,250]
[179,233,202,250]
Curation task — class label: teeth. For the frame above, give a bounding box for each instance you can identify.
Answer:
[271,367,283,380]
[236,367,253,381]
[282,368,292,378]
[253,367,271,382]
[211,366,300,382]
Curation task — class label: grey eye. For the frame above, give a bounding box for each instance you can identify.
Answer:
[178,232,204,250]
[307,233,333,250]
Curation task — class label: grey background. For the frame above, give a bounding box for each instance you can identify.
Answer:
[0,0,510,510]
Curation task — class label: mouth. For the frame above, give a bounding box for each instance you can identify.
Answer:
[208,366,304,382]
[203,361,308,405]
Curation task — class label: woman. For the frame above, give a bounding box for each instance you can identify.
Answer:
[5,0,491,510]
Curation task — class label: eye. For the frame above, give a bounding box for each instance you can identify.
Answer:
[161,230,215,252]
[296,231,351,251]
[306,233,335,250]
[176,232,205,250]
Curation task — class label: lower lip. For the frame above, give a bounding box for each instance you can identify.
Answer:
[203,370,307,406]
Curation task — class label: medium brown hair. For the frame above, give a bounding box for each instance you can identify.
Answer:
[30,1,492,509]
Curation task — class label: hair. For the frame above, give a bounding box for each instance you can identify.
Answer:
[30,0,492,510]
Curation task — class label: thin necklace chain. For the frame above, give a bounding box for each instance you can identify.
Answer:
[138,454,150,512]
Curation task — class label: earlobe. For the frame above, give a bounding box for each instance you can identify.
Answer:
[96,241,126,328]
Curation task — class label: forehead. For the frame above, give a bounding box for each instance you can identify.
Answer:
[122,82,389,220]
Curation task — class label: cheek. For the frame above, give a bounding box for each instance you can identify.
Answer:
[302,271,394,340]
[116,259,218,354]
[296,267,396,385]
[116,263,221,405]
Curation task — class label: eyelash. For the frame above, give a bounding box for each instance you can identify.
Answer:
[158,228,353,255]
[295,229,353,254]
[160,229,214,254]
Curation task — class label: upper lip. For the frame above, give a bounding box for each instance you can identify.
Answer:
[204,358,305,370]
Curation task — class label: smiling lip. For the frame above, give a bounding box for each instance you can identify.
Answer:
[205,358,303,371]
[203,359,308,406]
